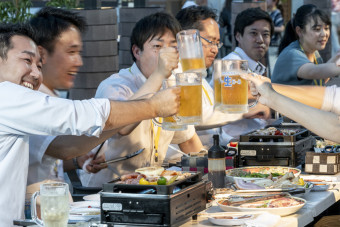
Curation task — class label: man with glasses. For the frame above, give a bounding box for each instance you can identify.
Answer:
[176,6,272,142]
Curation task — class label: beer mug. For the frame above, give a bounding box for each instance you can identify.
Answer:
[31,182,69,227]
[213,59,222,110]
[153,79,188,131]
[176,72,202,125]
[176,29,206,77]
[218,59,257,113]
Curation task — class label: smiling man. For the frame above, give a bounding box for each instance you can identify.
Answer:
[80,12,203,187]
[0,23,180,226]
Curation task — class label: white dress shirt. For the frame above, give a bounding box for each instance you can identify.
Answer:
[0,82,110,226]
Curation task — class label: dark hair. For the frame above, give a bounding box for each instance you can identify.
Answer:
[278,4,331,54]
[130,12,181,62]
[175,5,217,31]
[29,7,86,54]
[234,7,274,46]
[276,0,284,19]
[0,23,35,60]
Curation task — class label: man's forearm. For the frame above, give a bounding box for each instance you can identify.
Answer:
[272,84,325,109]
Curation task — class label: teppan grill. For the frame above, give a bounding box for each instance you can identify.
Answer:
[100,173,208,226]
[237,124,316,167]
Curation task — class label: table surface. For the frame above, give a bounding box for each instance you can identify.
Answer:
[181,173,340,227]
[16,173,340,227]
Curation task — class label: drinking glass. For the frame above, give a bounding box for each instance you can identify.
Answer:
[175,72,202,125]
[213,59,222,110]
[31,182,69,227]
[218,59,257,113]
[161,79,188,131]
[176,29,206,77]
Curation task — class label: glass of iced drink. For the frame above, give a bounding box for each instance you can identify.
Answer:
[31,182,69,227]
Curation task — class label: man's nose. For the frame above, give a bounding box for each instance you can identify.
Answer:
[31,64,42,80]
[256,34,264,43]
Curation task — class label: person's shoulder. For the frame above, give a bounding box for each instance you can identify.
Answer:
[222,52,241,60]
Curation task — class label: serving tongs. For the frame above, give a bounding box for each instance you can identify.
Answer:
[100,148,145,165]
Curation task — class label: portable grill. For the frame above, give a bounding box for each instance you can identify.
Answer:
[237,125,315,167]
[100,173,206,226]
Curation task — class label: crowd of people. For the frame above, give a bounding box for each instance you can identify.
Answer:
[0,2,339,226]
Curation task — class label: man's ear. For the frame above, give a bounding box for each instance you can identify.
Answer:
[38,46,47,65]
[235,32,242,44]
[132,44,142,61]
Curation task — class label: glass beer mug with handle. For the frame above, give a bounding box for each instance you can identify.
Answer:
[31,182,69,227]
[152,78,188,131]
[176,29,207,77]
[218,59,257,113]
[175,72,203,125]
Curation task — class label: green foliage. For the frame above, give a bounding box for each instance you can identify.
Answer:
[0,0,33,23]
[46,0,79,9]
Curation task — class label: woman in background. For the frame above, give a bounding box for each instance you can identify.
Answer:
[267,0,285,46]
[271,4,340,85]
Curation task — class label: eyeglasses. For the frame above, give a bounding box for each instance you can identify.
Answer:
[199,36,223,49]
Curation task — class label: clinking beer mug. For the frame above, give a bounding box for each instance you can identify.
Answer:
[152,78,188,131]
[31,182,69,227]
[214,59,257,113]
[176,29,207,77]
[176,72,202,125]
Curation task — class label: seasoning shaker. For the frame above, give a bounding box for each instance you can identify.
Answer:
[208,134,226,188]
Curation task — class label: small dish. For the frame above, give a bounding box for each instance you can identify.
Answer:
[311,183,330,191]
[83,193,100,202]
[208,214,254,226]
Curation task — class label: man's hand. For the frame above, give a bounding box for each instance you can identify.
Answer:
[242,73,274,106]
[243,102,271,119]
[150,87,180,117]
[153,47,179,79]
[86,154,108,173]
[77,153,108,174]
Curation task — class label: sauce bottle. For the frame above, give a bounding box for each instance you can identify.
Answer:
[208,134,226,188]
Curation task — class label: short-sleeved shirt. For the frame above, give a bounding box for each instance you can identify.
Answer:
[80,63,196,187]
[322,85,340,115]
[272,40,323,85]
[0,82,110,227]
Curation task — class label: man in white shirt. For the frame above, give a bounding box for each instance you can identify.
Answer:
[223,7,273,76]
[27,7,108,189]
[219,7,274,140]
[80,12,204,187]
[0,23,179,226]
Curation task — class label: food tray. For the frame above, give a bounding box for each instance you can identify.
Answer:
[226,166,301,179]
[240,125,310,143]
[103,172,202,195]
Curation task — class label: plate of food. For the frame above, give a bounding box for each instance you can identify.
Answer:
[226,166,301,182]
[217,194,306,216]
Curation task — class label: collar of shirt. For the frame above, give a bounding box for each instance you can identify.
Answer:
[130,62,147,89]
[233,47,266,75]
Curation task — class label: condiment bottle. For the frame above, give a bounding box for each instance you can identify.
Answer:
[208,134,226,188]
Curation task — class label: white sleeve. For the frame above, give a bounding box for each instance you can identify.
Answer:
[171,125,195,144]
[0,82,110,137]
[321,85,340,115]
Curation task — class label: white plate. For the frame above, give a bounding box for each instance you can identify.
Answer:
[208,214,254,226]
[71,201,100,209]
[226,166,301,182]
[83,193,100,202]
[217,196,306,216]
[70,207,100,216]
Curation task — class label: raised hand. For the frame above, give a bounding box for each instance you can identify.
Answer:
[154,47,179,79]
[241,73,274,106]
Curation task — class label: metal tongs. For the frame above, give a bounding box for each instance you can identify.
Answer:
[100,148,145,165]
